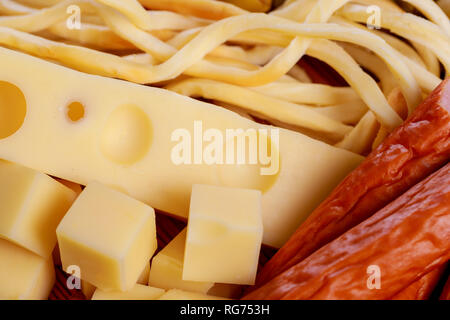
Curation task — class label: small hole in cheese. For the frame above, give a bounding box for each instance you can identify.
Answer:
[0,81,27,139]
[66,101,85,122]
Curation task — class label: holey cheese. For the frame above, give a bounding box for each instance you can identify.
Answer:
[0,47,363,248]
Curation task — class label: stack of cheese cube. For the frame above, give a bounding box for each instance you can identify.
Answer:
[0,160,263,300]
[0,160,76,299]
[88,184,263,300]
[146,185,263,300]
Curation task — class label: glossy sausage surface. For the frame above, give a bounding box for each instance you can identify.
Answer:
[244,163,450,300]
[254,79,450,287]
[392,266,446,300]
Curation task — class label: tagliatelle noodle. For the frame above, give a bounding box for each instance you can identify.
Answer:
[372,87,409,150]
[352,0,402,12]
[338,4,450,73]
[200,55,261,71]
[334,111,379,154]
[216,95,367,127]
[101,0,411,129]
[287,65,311,83]
[330,17,441,93]
[0,24,284,87]
[80,14,104,25]
[305,41,382,149]
[1,19,403,132]
[395,55,441,93]
[95,0,151,30]
[306,40,404,129]
[0,4,410,130]
[330,16,425,68]
[401,0,450,36]
[0,0,95,32]
[339,40,440,95]
[413,43,441,77]
[138,0,248,19]
[206,45,283,66]
[266,0,352,88]
[100,0,333,88]
[276,74,303,83]
[334,43,397,95]
[335,19,441,92]
[337,2,443,77]
[99,0,351,86]
[0,0,103,25]
[381,36,427,69]
[49,22,134,50]
[0,0,176,49]
[202,16,419,116]
[205,45,313,84]
[97,3,311,86]
[123,52,155,65]
[0,26,155,80]
[270,0,316,20]
[140,11,212,30]
[314,100,367,125]
[0,0,33,15]
[0,0,211,32]
[14,0,60,8]
[376,0,442,75]
[166,78,353,139]
[125,10,414,125]
[121,52,316,100]
[249,82,361,105]
[1,0,446,144]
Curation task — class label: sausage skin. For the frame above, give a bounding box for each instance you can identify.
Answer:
[244,163,450,300]
[440,277,450,300]
[391,266,446,300]
[254,79,450,288]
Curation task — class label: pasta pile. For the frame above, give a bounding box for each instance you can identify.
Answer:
[1,0,448,155]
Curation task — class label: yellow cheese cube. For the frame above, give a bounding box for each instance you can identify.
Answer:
[158,289,229,300]
[81,280,96,300]
[0,160,76,258]
[92,284,165,300]
[56,182,157,291]
[137,262,150,285]
[54,178,83,195]
[149,228,214,293]
[0,239,55,300]
[183,185,263,285]
[81,260,150,296]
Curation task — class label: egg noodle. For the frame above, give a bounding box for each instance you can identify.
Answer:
[0,0,448,154]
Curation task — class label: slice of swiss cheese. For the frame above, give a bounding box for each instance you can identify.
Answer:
[0,47,363,248]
